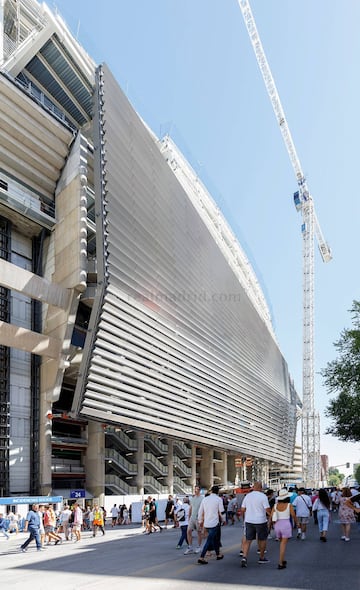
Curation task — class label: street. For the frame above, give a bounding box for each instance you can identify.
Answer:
[0,516,359,589]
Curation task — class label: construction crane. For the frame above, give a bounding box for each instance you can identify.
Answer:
[238,0,332,488]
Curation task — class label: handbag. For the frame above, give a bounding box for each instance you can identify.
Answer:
[272,509,278,522]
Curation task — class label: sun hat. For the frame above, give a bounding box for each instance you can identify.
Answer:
[277,488,290,500]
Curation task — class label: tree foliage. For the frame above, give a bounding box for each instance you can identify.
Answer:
[327,467,344,487]
[355,464,360,485]
[321,301,360,442]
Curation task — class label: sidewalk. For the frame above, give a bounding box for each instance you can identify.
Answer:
[0,519,359,590]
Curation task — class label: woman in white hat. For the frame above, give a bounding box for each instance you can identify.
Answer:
[270,489,299,569]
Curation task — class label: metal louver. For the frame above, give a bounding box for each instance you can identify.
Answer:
[72,64,296,465]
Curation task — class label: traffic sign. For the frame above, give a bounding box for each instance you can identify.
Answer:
[70,489,85,499]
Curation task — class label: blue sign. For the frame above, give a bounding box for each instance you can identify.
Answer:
[0,496,63,505]
[70,489,85,499]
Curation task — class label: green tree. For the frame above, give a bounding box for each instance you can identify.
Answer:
[327,467,344,487]
[355,464,360,485]
[321,301,360,442]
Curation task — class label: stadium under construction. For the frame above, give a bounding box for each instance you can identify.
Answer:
[0,0,300,503]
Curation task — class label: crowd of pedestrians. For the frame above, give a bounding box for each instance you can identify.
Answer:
[1,481,359,568]
[159,481,360,569]
[0,500,138,554]
[7,501,130,552]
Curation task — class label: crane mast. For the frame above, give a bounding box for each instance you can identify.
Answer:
[238,0,332,488]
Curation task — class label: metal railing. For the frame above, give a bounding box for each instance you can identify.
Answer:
[144,453,168,476]
[173,440,192,458]
[144,434,168,455]
[173,476,192,495]
[173,455,191,477]
[105,427,137,451]
[144,475,168,495]
[105,448,137,475]
[105,474,137,495]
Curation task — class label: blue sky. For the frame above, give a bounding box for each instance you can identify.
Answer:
[54,0,360,474]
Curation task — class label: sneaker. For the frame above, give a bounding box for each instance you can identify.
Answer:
[194,547,201,554]
[341,535,346,540]
[258,557,270,564]
[344,537,350,542]
[20,548,27,553]
[301,533,306,540]
[296,531,301,539]
[241,557,247,568]
[184,547,193,555]
[176,545,181,549]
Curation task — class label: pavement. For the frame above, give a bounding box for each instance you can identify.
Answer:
[0,516,359,589]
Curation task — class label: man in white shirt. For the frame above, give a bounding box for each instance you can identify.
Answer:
[110,504,119,527]
[197,485,226,564]
[240,481,271,567]
[292,487,312,540]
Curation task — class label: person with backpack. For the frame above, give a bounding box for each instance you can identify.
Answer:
[175,496,191,550]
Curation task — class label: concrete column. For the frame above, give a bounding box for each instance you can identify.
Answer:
[166,439,174,494]
[86,421,105,506]
[260,461,269,486]
[136,431,144,495]
[39,399,52,495]
[199,447,213,490]
[228,455,236,487]
[219,451,228,487]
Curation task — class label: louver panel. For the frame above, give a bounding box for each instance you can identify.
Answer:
[72,65,296,465]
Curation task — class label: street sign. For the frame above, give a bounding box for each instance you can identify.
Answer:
[0,496,63,505]
[70,489,85,499]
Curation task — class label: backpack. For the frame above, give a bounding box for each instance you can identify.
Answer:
[176,508,185,522]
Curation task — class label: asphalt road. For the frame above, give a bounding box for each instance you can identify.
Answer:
[0,516,359,589]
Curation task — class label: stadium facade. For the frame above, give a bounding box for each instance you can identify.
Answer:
[0,0,299,502]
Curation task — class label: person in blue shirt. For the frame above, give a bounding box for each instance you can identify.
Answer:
[0,513,10,540]
[20,504,44,552]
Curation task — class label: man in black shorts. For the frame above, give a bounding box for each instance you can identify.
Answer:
[240,482,271,567]
[149,497,162,532]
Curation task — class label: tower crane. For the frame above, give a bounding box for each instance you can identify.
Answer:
[238,0,332,488]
